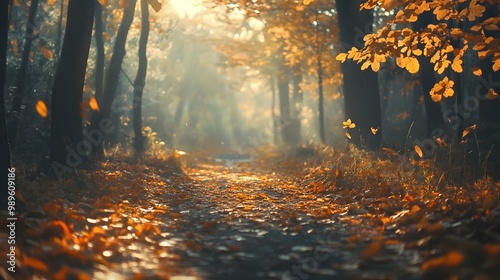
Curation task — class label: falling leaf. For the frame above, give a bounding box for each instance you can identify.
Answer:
[471,67,482,76]
[382,147,398,156]
[414,145,423,158]
[371,127,379,135]
[98,0,108,6]
[149,0,162,12]
[343,119,356,129]
[493,57,500,72]
[11,38,19,55]
[462,124,477,138]
[345,131,351,139]
[89,97,99,111]
[47,0,56,5]
[36,100,48,118]
[41,46,53,60]
[485,88,498,100]
[396,111,409,120]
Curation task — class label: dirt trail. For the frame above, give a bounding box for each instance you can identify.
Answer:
[137,158,422,280]
[3,156,425,280]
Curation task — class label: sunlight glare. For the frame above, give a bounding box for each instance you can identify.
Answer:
[170,0,202,18]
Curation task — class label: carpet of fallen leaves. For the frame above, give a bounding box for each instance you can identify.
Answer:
[1,146,500,280]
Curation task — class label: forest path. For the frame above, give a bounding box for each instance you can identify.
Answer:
[10,152,498,280]
[145,156,421,280]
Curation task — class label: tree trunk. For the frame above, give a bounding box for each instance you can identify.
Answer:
[291,68,302,144]
[277,66,292,145]
[91,0,137,155]
[8,0,39,146]
[412,11,444,137]
[42,0,66,132]
[271,75,278,145]
[1,0,12,209]
[479,4,500,130]
[132,0,149,155]
[94,0,105,104]
[50,0,94,176]
[317,55,325,144]
[336,0,382,150]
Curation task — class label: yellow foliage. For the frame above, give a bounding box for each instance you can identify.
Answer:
[430,77,454,102]
[342,119,356,129]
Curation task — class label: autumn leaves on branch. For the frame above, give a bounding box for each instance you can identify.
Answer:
[336,0,500,103]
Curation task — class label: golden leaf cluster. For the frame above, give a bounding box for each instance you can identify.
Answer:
[338,0,500,102]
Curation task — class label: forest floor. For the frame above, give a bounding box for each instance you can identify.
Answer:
[2,146,500,280]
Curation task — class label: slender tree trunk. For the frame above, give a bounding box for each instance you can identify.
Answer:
[317,57,325,144]
[291,68,302,144]
[55,0,64,58]
[94,0,105,104]
[277,65,292,145]
[1,0,12,209]
[336,0,382,150]
[8,0,39,146]
[271,75,278,145]
[132,0,149,155]
[412,11,444,137]
[8,0,14,25]
[50,0,94,176]
[174,94,186,125]
[91,0,137,155]
[43,0,66,132]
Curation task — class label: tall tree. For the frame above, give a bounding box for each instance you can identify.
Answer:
[336,0,382,149]
[1,0,12,209]
[132,0,150,155]
[8,0,40,146]
[50,0,94,171]
[94,0,105,105]
[91,0,138,155]
[277,64,294,145]
[412,11,444,137]
[479,3,500,130]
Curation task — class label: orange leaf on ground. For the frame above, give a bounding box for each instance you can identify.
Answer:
[362,242,382,259]
[22,255,48,272]
[422,251,464,271]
